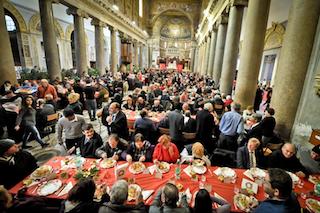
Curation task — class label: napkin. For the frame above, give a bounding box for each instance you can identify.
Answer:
[214,192,227,202]
[183,165,192,177]
[142,190,154,200]
[213,167,221,176]
[185,188,192,203]
[243,170,254,180]
[57,182,73,197]
[148,165,157,175]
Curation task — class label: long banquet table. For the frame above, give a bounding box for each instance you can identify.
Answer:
[9,156,319,212]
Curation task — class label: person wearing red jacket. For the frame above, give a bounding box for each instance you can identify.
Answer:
[153,134,180,163]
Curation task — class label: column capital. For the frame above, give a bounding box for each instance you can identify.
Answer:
[91,18,105,27]
[66,7,88,18]
[217,15,228,25]
[108,25,118,33]
[231,0,248,7]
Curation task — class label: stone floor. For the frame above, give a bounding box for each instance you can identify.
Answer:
[25,109,109,165]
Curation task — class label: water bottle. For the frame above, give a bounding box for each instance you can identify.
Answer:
[76,147,81,156]
[175,159,181,180]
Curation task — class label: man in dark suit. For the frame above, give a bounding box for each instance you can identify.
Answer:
[77,123,103,158]
[237,138,265,169]
[168,103,184,151]
[196,103,216,153]
[106,102,129,140]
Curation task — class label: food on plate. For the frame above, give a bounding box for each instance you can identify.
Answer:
[128,184,141,201]
[306,198,320,213]
[100,158,116,169]
[94,184,107,201]
[73,166,99,180]
[37,179,62,196]
[249,168,266,179]
[234,194,258,212]
[157,162,170,173]
[31,165,53,179]
[60,171,69,179]
[176,183,184,191]
[309,175,320,185]
[129,162,146,174]
[192,159,205,167]
[23,179,33,186]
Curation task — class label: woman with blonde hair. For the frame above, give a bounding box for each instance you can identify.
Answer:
[66,93,83,115]
[181,142,211,166]
[152,134,180,163]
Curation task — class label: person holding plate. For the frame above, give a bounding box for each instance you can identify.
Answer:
[153,134,180,163]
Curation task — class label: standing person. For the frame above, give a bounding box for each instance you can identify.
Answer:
[218,102,244,152]
[66,93,83,115]
[168,103,184,151]
[15,96,49,148]
[56,108,86,150]
[106,102,129,140]
[253,84,263,112]
[37,79,58,101]
[196,103,216,153]
[84,79,97,121]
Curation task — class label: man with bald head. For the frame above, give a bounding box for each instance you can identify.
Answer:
[269,143,308,178]
[37,79,58,100]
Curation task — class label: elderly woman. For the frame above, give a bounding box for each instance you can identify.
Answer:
[180,142,211,166]
[125,133,153,162]
[152,134,180,163]
[95,134,128,160]
[66,93,83,115]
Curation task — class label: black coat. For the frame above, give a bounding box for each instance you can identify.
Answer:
[0,150,38,189]
[60,201,100,213]
[78,132,103,158]
[98,202,146,213]
[196,109,215,142]
[183,117,197,133]
[108,111,129,140]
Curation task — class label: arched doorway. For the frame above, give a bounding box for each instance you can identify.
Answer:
[5,10,22,66]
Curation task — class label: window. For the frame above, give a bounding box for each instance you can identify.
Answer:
[139,0,143,17]
[5,15,16,31]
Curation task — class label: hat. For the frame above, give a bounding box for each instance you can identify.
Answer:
[0,139,15,156]
[312,145,320,155]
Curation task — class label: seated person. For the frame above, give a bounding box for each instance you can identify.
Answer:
[122,96,136,111]
[253,168,301,213]
[60,178,100,213]
[35,98,55,133]
[298,144,320,174]
[237,138,265,169]
[149,183,189,213]
[180,142,211,166]
[66,93,83,115]
[0,139,38,189]
[153,134,180,163]
[151,99,164,112]
[193,189,231,213]
[99,180,146,213]
[95,134,128,160]
[124,133,153,162]
[269,143,308,178]
[73,123,103,158]
[136,97,150,111]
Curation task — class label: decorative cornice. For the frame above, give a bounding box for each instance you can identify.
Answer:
[66,7,89,18]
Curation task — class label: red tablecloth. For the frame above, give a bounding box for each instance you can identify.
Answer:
[9,156,319,212]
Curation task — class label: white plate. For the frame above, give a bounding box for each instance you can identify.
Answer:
[31,165,53,180]
[61,156,85,169]
[128,184,141,201]
[192,165,207,174]
[306,198,320,213]
[157,162,170,173]
[215,167,236,178]
[37,179,62,196]
[100,158,117,169]
[249,168,266,179]
[286,171,300,183]
[129,162,146,174]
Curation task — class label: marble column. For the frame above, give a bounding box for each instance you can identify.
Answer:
[0,1,16,84]
[220,1,246,95]
[67,8,88,76]
[207,27,218,77]
[148,45,153,68]
[193,47,199,73]
[212,16,228,84]
[139,44,143,69]
[190,46,196,72]
[91,18,105,75]
[271,0,320,139]
[39,0,61,81]
[110,26,118,74]
[134,42,139,68]
[203,35,211,76]
[200,42,206,74]
[234,0,270,108]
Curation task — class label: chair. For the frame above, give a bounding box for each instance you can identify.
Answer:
[182,132,197,145]
[159,127,170,135]
[211,148,236,168]
[41,113,59,138]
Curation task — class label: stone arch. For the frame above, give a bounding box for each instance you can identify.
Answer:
[65,24,89,43]
[3,0,28,32]
[28,13,64,39]
[264,22,285,50]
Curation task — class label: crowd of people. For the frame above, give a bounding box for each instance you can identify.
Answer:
[0,68,319,212]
